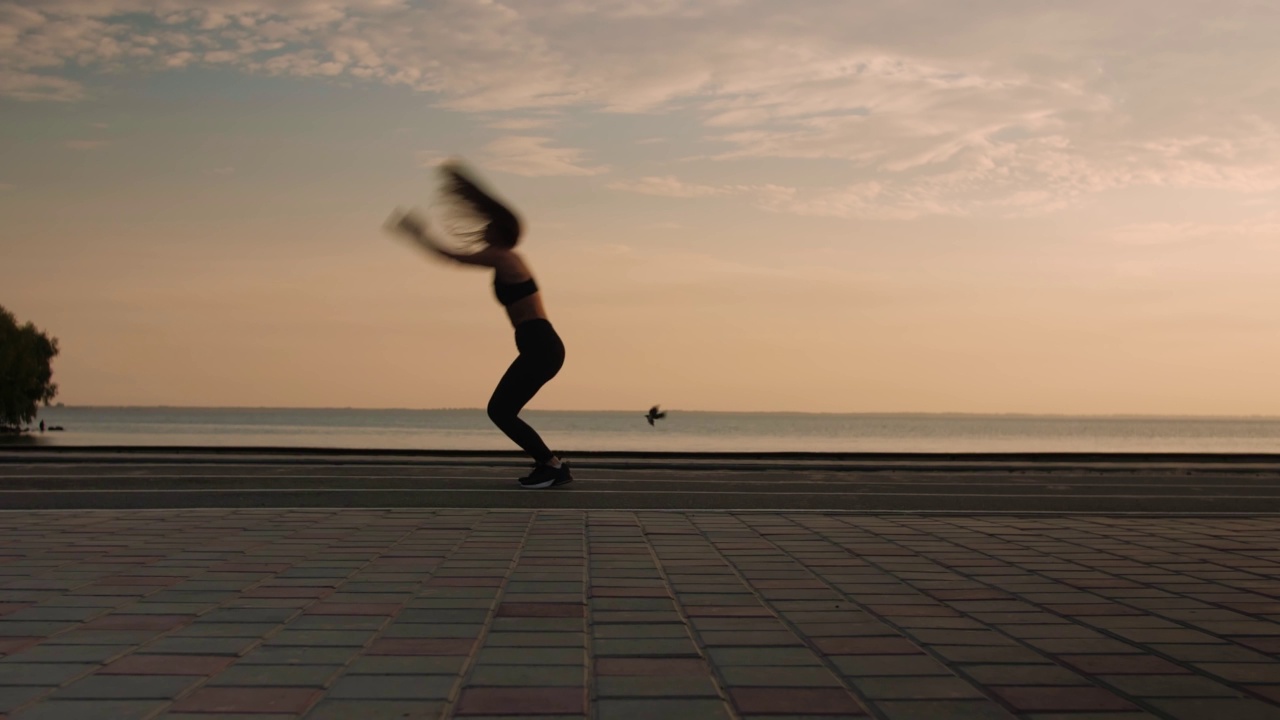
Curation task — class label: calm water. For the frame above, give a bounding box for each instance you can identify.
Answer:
[8,406,1280,453]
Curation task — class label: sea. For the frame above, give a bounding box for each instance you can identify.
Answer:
[7,406,1280,454]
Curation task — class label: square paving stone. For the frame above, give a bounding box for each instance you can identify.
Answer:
[287,615,387,631]
[397,609,491,624]
[52,674,200,699]
[490,619,583,634]
[830,655,955,677]
[455,687,586,715]
[729,687,866,715]
[592,599,676,611]
[933,646,1052,664]
[594,639,701,657]
[8,699,167,719]
[907,630,1018,646]
[0,622,76,637]
[207,664,341,686]
[873,700,1017,720]
[1,606,104,622]
[815,637,923,655]
[142,637,258,655]
[263,630,374,647]
[597,676,719,698]
[962,664,1089,686]
[721,666,842,687]
[596,657,708,676]
[382,623,483,638]
[708,648,824,667]
[40,630,158,647]
[0,662,99,685]
[306,700,445,719]
[200,609,298,624]
[852,676,986,700]
[1194,663,1280,683]
[592,611,683,623]
[100,654,233,675]
[485,632,585,647]
[468,664,584,686]
[237,647,359,665]
[1149,698,1280,720]
[170,686,321,714]
[408,599,495,610]
[596,698,731,720]
[699,631,803,647]
[1059,655,1190,675]
[327,674,455,699]
[594,624,688,639]
[171,622,281,638]
[1155,644,1271,662]
[0,684,51,713]
[1103,674,1240,698]
[2,644,131,663]
[991,686,1138,713]
[476,648,582,665]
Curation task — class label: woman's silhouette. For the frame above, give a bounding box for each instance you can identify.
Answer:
[387,161,571,489]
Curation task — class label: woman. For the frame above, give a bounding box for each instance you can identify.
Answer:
[387,161,571,489]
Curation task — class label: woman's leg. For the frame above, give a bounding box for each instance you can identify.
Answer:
[486,352,559,463]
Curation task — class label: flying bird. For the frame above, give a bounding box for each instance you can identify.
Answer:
[645,405,666,426]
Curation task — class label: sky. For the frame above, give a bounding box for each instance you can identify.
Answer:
[2,0,1279,415]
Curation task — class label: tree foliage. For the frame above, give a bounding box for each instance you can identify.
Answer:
[0,305,60,431]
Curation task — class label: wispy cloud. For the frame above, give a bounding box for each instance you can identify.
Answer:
[487,118,558,130]
[608,176,733,198]
[481,136,606,177]
[1106,217,1280,247]
[4,1,1278,215]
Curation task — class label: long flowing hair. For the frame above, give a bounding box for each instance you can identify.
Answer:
[437,161,522,249]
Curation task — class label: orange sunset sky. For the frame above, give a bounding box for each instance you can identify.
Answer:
[2,1,1279,414]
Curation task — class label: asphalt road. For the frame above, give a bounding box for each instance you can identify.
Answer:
[3,447,1280,514]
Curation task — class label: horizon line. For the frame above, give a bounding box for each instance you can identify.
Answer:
[41,405,1280,421]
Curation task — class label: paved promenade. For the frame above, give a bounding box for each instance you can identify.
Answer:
[5,507,1280,719]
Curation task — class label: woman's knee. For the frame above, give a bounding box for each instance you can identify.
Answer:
[487,398,512,426]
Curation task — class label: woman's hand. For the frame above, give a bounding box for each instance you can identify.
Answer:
[386,208,427,239]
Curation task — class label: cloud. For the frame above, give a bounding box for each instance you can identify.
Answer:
[608,176,733,198]
[64,139,108,150]
[487,117,558,130]
[4,1,1279,216]
[481,136,606,177]
[0,70,84,102]
[1106,218,1280,247]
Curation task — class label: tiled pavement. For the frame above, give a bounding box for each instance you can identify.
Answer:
[2,510,1280,719]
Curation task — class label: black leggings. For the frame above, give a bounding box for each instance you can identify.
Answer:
[486,319,565,463]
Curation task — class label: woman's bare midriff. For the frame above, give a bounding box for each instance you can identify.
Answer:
[495,251,548,327]
[505,293,548,327]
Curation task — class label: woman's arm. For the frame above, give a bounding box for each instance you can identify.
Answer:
[385,209,499,267]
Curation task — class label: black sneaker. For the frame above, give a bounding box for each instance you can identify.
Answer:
[552,461,573,487]
[519,461,572,489]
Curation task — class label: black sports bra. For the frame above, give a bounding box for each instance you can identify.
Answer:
[494,275,538,306]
